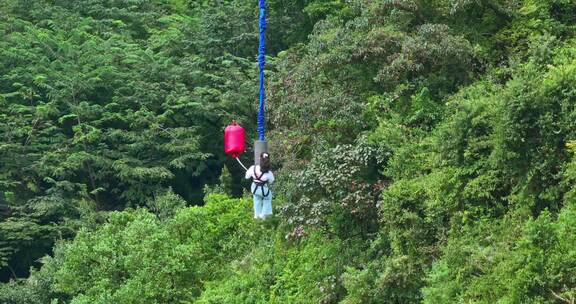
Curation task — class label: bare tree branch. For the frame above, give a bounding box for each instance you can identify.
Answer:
[550,288,575,304]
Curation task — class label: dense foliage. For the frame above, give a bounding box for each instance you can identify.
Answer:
[0,0,319,280]
[2,0,576,303]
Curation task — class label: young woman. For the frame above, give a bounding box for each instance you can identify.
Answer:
[245,152,274,219]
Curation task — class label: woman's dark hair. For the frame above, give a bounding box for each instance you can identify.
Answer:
[259,152,271,173]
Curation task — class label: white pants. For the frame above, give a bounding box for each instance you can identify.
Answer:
[251,183,272,218]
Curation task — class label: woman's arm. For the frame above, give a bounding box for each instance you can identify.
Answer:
[267,171,275,184]
[245,165,255,179]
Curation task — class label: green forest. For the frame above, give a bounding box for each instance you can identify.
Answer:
[1,0,576,303]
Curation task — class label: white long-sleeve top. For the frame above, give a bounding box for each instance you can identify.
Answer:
[245,165,275,184]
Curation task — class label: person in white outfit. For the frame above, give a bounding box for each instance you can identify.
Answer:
[245,152,274,219]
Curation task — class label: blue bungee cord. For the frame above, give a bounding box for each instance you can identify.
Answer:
[257,0,266,141]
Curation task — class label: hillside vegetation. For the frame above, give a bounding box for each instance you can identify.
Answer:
[1,0,576,303]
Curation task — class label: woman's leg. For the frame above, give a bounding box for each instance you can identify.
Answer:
[262,190,273,218]
[251,183,263,218]
[253,194,263,218]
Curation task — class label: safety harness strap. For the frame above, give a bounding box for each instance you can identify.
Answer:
[252,170,270,197]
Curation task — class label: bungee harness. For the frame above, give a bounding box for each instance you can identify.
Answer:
[252,169,271,197]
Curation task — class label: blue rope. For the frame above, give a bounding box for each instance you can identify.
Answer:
[257,0,266,141]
